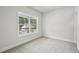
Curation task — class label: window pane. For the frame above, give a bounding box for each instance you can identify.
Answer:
[19,17,24,24]
[24,18,29,33]
[30,18,37,32]
[19,16,29,34]
[19,16,24,34]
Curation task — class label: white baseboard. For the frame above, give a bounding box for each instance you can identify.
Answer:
[44,35,76,44]
[0,35,42,52]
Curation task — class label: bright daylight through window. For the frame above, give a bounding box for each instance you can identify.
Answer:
[18,12,38,36]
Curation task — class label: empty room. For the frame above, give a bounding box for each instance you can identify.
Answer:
[0,6,79,53]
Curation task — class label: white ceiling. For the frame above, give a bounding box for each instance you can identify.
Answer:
[30,6,64,13]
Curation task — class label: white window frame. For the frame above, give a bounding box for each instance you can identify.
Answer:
[17,12,38,37]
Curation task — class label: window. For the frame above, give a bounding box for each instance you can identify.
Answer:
[18,12,38,37]
[30,17,37,32]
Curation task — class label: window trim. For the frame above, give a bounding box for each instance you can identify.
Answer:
[17,12,38,37]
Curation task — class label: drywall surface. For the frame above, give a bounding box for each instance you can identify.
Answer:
[74,7,77,44]
[0,6,42,52]
[43,7,76,43]
[0,7,4,44]
[76,7,79,50]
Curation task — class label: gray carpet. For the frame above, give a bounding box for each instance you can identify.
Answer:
[4,37,79,53]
